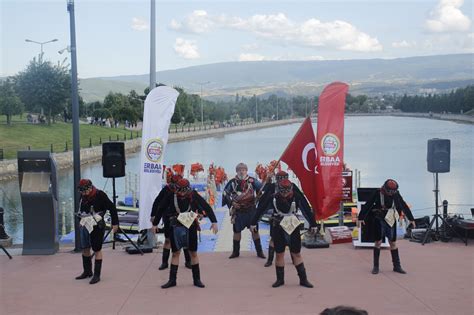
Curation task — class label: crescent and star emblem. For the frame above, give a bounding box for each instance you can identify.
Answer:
[301,142,318,174]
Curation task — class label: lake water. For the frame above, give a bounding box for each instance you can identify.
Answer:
[1,116,473,243]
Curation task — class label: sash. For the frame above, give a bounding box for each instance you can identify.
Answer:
[381,193,399,227]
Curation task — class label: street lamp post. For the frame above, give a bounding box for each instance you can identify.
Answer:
[25,38,58,62]
[67,0,81,252]
[149,0,156,90]
[198,81,210,127]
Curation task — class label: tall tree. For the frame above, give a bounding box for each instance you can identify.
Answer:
[15,57,70,125]
[0,78,24,125]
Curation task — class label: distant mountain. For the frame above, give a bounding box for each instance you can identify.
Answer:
[80,53,473,102]
[79,79,147,103]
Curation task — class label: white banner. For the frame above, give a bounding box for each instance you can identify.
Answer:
[138,86,179,231]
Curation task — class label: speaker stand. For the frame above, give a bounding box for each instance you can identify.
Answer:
[422,173,467,245]
[0,244,12,259]
[103,177,143,255]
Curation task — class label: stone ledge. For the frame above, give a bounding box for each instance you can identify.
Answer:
[0,237,13,248]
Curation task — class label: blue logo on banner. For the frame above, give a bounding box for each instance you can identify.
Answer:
[144,162,162,174]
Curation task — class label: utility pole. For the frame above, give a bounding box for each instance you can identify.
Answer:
[67,0,81,251]
[149,0,156,90]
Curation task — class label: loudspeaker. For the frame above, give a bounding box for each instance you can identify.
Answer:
[427,138,450,173]
[102,142,126,178]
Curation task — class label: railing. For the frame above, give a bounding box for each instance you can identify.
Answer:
[0,130,142,160]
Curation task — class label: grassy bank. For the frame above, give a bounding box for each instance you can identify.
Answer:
[0,121,141,160]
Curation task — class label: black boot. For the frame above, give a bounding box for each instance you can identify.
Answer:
[264,246,274,267]
[75,255,92,280]
[272,266,285,288]
[295,263,313,288]
[89,259,102,284]
[391,248,407,274]
[229,240,240,259]
[254,238,266,259]
[184,249,192,269]
[192,264,205,288]
[159,248,170,270]
[162,264,178,289]
[372,247,380,274]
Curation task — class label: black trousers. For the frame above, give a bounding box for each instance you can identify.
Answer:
[79,222,105,252]
[170,223,198,252]
[271,224,301,254]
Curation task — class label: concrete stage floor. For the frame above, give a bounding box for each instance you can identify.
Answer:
[1,238,472,315]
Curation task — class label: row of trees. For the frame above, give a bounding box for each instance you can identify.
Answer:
[172,93,318,124]
[80,90,143,126]
[1,57,473,127]
[92,88,318,126]
[396,85,474,113]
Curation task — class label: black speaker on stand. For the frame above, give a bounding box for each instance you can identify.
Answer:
[422,139,466,245]
[101,142,143,254]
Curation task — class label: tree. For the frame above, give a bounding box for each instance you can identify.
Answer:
[173,87,194,124]
[15,57,70,125]
[0,78,24,125]
[127,90,144,120]
[104,92,129,109]
[394,85,473,113]
[92,108,112,120]
[113,106,139,124]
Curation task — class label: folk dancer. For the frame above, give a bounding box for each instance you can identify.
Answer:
[150,174,192,270]
[152,179,218,288]
[358,179,416,274]
[252,178,317,288]
[223,162,265,259]
[75,179,119,284]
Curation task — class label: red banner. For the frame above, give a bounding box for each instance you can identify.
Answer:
[280,117,318,212]
[315,82,349,219]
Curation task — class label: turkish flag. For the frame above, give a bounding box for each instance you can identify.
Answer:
[315,82,349,219]
[280,117,318,213]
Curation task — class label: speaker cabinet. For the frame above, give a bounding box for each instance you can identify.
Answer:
[102,142,126,178]
[427,138,450,173]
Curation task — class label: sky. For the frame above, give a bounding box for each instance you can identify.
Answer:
[1,0,473,78]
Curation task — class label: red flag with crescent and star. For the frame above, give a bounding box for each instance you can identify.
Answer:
[315,82,349,219]
[280,117,318,213]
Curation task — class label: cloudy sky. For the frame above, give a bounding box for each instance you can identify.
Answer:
[1,0,472,78]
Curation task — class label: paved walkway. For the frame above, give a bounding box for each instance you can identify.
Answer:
[1,233,472,315]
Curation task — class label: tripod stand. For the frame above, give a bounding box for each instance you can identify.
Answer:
[0,208,12,259]
[422,173,467,245]
[102,177,143,255]
[0,244,12,259]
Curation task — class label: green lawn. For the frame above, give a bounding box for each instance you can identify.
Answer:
[0,121,141,160]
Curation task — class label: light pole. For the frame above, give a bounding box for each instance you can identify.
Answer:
[58,46,70,55]
[198,81,210,127]
[67,0,81,252]
[149,0,156,90]
[25,38,58,61]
